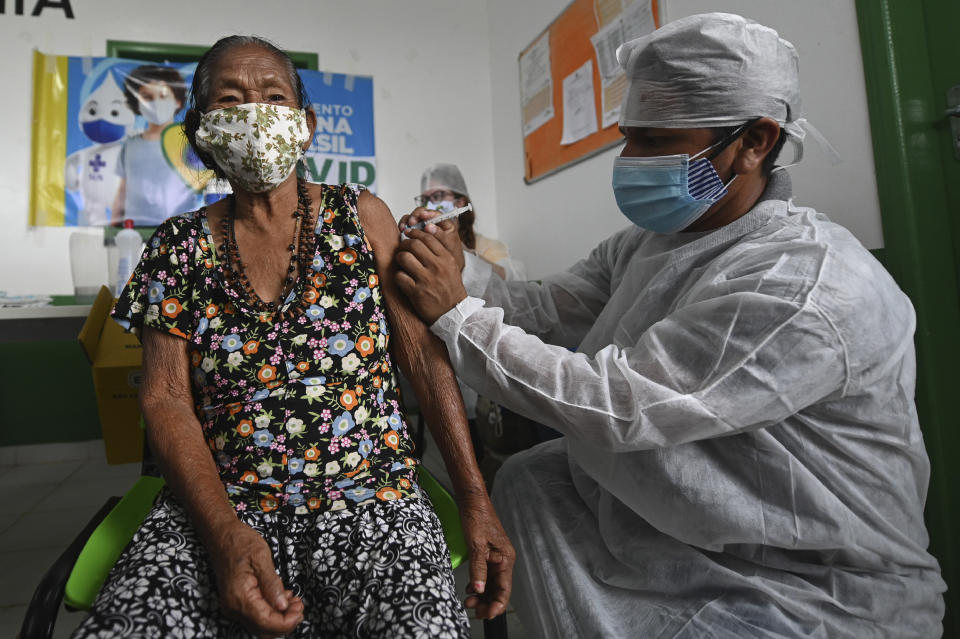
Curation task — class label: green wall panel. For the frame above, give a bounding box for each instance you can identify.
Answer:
[856,0,960,632]
[0,340,102,446]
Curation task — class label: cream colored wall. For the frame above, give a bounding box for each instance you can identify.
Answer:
[484,0,883,280]
[0,0,498,295]
[1,1,883,292]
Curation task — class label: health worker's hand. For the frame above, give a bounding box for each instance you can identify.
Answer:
[398,207,466,273]
[208,520,304,638]
[458,495,515,620]
[396,228,468,325]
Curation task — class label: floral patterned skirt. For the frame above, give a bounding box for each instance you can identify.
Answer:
[72,488,470,638]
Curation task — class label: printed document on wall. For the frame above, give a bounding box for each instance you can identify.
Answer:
[622,0,656,42]
[519,32,554,137]
[591,19,628,128]
[560,60,599,145]
[593,0,624,28]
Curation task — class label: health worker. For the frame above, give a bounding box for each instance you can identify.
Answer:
[395,12,945,638]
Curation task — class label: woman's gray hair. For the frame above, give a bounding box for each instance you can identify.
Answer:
[189,35,308,111]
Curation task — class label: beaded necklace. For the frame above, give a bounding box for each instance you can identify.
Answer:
[220,178,315,320]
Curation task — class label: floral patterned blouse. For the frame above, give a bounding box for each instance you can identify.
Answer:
[113,183,419,515]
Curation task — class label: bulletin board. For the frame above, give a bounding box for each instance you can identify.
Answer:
[519,0,660,183]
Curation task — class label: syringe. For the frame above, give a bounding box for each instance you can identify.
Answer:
[403,203,473,233]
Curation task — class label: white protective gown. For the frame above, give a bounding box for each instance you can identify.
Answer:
[429,173,945,638]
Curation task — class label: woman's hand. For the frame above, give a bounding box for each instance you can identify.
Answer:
[396,228,469,324]
[458,494,516,620]
[208,520,304,638]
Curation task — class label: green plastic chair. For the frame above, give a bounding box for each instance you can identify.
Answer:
[19,465,495,637]
[63,475,165,610]
[417,465,469,570]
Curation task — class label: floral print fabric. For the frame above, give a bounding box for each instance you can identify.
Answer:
[194,103,310,193]
[72,489,471,638]
[113,183,419,515]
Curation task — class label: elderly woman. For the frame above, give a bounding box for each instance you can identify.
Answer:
[73,35,513,638]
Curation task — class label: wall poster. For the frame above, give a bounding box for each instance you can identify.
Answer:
[30,51,377,227]
[519,0,659,183]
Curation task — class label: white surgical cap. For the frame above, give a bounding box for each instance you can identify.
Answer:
[617,13,802,136]
[420,163,469,198]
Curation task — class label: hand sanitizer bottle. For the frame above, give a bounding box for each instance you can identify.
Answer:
[115,220,144,297]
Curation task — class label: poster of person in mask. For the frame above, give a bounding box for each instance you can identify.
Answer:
[32,53,212,227]
[30,51,377,228]
[111,64,207,227]
[62,68,134,227]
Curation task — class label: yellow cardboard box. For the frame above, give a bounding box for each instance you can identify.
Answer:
[78,286,143,464]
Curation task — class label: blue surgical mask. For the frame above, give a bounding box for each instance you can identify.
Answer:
[612,135,741,233]
[82,118,127,144]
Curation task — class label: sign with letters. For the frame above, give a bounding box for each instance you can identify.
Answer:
[0,0,74,18]
[300,72,377,193]
[30,51,377,227]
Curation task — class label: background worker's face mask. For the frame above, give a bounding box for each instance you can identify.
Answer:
[612,126,746,233]
[425,199,457,214]
[194,103,310,193]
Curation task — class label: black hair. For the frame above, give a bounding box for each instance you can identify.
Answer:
[123,65,187,115]
[454,194,477,250]
[182,35,310,176]
[711,120,788,176]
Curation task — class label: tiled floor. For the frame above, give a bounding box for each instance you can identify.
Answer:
[0,439,527,639]
[0,441,142,638]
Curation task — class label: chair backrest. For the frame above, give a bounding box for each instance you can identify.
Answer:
[416,465,468,569]
[63,475,165,610]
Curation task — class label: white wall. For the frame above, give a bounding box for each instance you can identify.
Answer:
[1,0,884,293]
[485,0,883,280]
[0,0,498,295]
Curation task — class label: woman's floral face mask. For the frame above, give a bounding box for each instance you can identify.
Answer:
[195,103,310,193]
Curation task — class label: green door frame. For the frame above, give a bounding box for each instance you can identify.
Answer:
[856,0,960,632]
[105,40,319,71]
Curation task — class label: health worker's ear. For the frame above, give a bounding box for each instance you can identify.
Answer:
[730,117,781,176]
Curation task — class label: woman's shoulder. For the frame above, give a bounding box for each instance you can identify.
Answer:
[309,183,395,253]
[150,209,203,237]
[144,210,206,258]
[309,183,378,237]
[307,182,368,207]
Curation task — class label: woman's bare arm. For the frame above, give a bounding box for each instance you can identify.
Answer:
[140,327,236,540]
[357,190,514,618]
[139,326,304,635]
[356,191,484,500]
